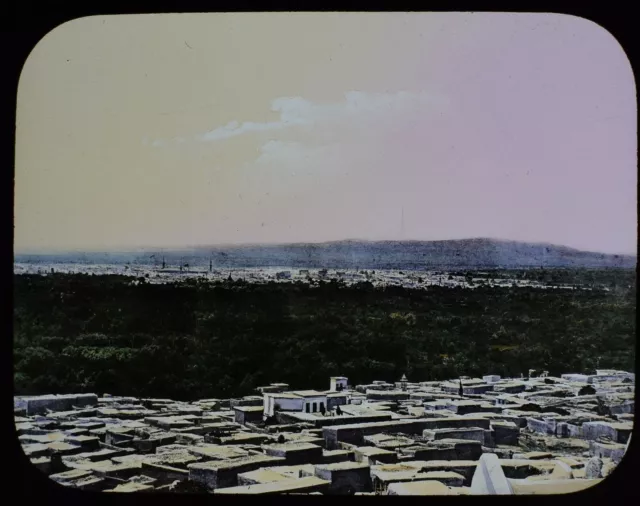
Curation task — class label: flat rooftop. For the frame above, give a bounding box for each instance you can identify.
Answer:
[289,390,327,398]
[264,393,302,399]
[16,369,632,494]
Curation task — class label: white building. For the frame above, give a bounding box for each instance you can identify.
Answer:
[330,377,348,392]
[263,390,328,419]
[561,374,592,383]
[263,393,303,418]
[595,370,634,382]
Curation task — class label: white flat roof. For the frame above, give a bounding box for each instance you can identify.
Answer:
[264,393,302,399]
[289,390,327,398]
[265,390,327,399]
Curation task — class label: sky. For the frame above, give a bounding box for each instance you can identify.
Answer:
[15,12,637,254]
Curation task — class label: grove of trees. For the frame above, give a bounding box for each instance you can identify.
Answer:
[13,269,635,401]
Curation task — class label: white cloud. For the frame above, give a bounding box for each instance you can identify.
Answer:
[199,119,295,142]
[150,91,447,147]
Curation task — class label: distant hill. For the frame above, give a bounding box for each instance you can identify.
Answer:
[14,239,636,271]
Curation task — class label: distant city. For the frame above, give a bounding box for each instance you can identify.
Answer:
[14,239,637,281]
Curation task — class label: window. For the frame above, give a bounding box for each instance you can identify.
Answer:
[312,402,317,412]
[305,403,310,413]
[320,402,325,412]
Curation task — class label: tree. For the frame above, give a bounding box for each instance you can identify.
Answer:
[578,385,596,396]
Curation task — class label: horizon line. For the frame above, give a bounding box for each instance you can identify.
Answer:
[13,236,638,258]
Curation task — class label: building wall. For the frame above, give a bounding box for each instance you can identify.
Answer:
[277,397,305,412]
[327,395,349,411]
[264,396,274,417]
[303,396,328,413]
[264,395,306,417]
[234,408,263,425]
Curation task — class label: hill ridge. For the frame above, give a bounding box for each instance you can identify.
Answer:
[14,238,636,270]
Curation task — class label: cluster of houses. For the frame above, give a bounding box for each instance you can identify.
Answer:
[15,369,633,495]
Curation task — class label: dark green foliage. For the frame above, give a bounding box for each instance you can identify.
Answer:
[465,268,636,290]
[578,385,597,396]
[13,271,635,401]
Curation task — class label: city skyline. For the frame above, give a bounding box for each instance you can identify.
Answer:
[15,13,637,255]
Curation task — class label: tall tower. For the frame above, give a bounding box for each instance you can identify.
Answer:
[400,374,408,391]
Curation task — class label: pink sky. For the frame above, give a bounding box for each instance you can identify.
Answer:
[15,13,637,254]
